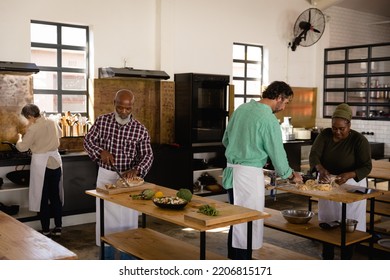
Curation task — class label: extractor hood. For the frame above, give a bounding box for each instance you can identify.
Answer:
[99,67,170,80]
[0,61,40,74]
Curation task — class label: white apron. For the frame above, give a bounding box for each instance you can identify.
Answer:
[228,163,264,250]
[318,178,367,231]
[95,167,139,246]
[29,151,63,212]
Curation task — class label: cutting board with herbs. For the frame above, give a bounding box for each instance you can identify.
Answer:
[184,204,267,226]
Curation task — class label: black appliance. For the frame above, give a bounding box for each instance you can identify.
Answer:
[98,67,170,80]
[0,61,39,74]
[174,73,230,147]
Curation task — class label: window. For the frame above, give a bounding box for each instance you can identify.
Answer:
[232,43,263,109]
[30,20,89,115]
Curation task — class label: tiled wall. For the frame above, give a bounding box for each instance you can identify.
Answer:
[316,7,390,156]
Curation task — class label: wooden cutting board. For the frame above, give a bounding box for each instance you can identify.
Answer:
[184,204,263,226]
[96,182,156,194]
[374,220,390,233]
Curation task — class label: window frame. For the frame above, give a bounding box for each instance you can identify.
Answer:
[232,42,263,106]
[30,20,90,116]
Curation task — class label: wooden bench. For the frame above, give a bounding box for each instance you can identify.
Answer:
[102,228,228,260]
[0,211,77,260]
[263,207,371,246]
[252,242,318,260]
[102,227,317,260]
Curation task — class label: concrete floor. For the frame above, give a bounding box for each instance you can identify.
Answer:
[51,191,389,260]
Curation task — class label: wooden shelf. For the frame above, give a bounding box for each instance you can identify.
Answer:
[102,228,228,260]
[264,207,371,246]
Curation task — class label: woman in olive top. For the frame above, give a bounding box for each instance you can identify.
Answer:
[309,103,372,259]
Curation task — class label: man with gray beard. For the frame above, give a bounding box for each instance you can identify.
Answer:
[84,89,153,259]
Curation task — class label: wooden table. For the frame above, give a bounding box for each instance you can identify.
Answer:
[0,211,77,260]
[368,160,390,190]
[275,183,385,259]
[86,184,270,260]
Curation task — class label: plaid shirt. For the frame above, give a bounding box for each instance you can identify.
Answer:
[83,112,153,177]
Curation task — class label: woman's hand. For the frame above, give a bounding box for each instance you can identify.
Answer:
[335,172,355,185]
[316,164,331,183]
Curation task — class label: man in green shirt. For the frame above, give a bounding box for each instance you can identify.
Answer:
[222,81,302,260]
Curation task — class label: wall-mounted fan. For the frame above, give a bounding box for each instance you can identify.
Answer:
[290,8,326,51]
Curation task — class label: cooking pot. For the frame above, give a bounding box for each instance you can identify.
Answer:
[6,167,30,186]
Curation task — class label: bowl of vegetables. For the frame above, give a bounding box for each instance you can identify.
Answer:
[152,196,188,210]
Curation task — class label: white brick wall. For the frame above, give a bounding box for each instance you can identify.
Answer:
[316,7,390,156]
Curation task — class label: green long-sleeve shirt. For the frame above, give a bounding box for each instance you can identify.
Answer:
[222,100,293,189]
[309,128,372,181]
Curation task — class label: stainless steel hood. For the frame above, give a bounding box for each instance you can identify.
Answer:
[0,61,40,74]
[99,67,170,80]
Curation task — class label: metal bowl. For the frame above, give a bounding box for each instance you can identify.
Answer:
[346,219,358,233]
[281,209,314,224]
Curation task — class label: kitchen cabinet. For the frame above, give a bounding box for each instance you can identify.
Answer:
[0,152,97,222]
[323,42,390,120]
[145,144,226,196]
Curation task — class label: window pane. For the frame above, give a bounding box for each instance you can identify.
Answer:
[348,47,368,60]
[232,80,244,95]
[325,91,344,103]
[62,26,86,46]
[62,72,86,90]
[247,63,261,78]
[233,44,245,60]
[62,95,87,112]
[246,80,261,95]
[234,97,245,110]
[247,46,261,61]
[34,94,58,113]
[31,47,57,67]
[326,64,344,75]
[233,62,245,77]
[31,23,57,44]
[62,49,86,68]
[372,45,390,58]
[33,71,58,90]
[327,49,345,61]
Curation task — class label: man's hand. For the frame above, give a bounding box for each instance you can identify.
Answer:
[123,169,138,179]
[100,150,114,165]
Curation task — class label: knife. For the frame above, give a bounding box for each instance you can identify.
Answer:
[111,164,132,188]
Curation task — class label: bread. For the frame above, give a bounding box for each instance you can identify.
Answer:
[115,176,145,188]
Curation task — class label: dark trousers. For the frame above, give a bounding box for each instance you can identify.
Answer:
[39,167,62,232]
[227,189,252,260]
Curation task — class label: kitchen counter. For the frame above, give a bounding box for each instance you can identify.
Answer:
[0,151,97,221]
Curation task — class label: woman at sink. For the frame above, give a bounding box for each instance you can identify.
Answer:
[16,104,63,237]
[309,103,372,259]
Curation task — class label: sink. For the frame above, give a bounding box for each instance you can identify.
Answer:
[369,142,384,159]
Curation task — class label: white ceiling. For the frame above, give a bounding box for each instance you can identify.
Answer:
[313,0,390,18]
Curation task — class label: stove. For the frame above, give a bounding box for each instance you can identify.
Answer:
[0,151,31,160]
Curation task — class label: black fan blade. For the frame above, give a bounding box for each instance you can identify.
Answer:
[308,9,311,24]
[299,21,311,31]
[312,28,321,33]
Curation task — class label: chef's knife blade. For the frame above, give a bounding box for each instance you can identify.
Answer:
[111,164,131,188]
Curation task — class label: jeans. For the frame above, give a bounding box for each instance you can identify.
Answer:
[39,167,62,232]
